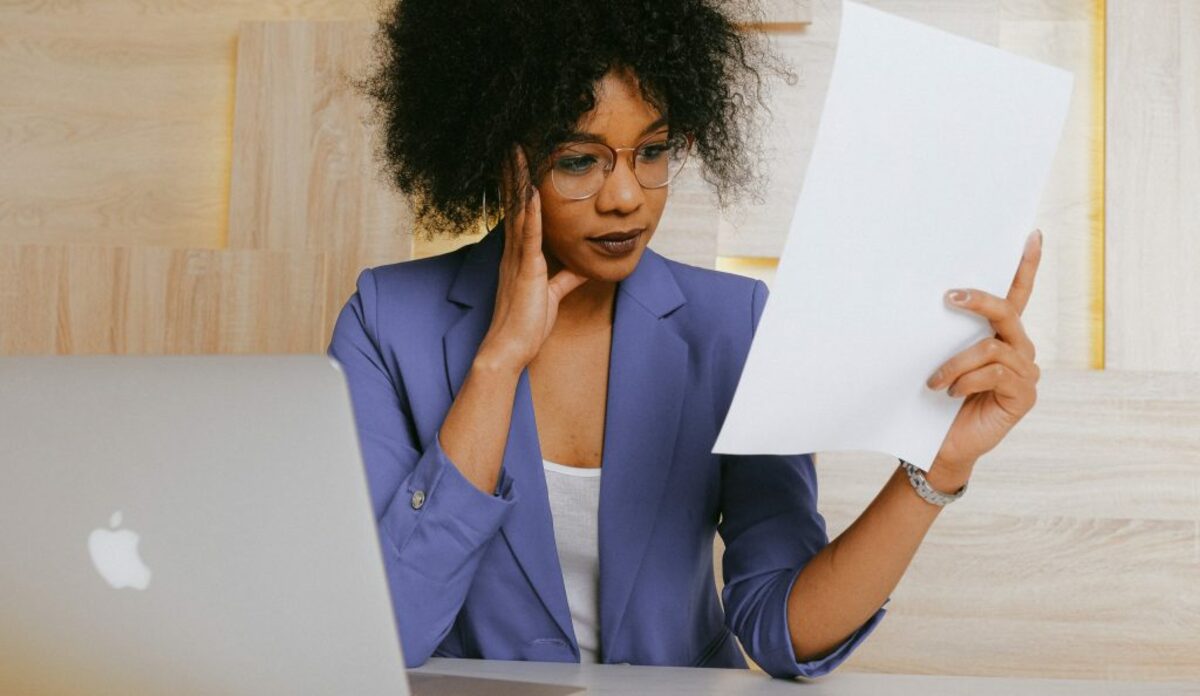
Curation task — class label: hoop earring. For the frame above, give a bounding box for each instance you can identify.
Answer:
[480,184,503,231]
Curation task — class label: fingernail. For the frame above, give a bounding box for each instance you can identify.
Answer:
[947,290,969,304]
[927,368,942,389]
[1024,229,1040,255]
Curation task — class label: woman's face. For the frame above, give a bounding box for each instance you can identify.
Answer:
[533,67,670,284]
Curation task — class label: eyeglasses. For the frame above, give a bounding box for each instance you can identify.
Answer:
[546,131,694,200]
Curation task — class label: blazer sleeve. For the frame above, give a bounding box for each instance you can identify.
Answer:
[327,267,519,668]
[718,279,889,680]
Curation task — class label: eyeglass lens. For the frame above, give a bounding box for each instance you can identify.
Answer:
[549,133,690,199]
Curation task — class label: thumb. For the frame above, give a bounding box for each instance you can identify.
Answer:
[548,268,589,302]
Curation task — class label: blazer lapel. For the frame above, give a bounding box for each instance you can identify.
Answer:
[596,243,688,660]
[442,222,690,659]
[442,223,576,647]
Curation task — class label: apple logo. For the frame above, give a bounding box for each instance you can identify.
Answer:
[88,511,152,591]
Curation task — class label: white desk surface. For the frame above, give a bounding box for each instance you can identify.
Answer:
[413,658,1200,695]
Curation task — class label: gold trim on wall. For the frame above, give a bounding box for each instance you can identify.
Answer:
[1091,0,1107,370]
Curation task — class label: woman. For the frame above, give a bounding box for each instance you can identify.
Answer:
[328,0,1042,680]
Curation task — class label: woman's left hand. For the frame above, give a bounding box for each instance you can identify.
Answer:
[925,229,1044,478]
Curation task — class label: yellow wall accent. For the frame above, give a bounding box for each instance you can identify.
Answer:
[1091,0,1107,369]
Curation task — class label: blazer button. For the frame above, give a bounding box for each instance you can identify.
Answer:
[410,490,426,510]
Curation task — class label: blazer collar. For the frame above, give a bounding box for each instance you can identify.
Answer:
[442,221,690,659]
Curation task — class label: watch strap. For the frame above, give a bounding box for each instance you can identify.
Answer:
[899,459,968,506]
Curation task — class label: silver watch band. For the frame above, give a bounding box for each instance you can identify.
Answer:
[899,459,968,506]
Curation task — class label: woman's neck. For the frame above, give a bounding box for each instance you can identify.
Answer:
[546,252,617,333]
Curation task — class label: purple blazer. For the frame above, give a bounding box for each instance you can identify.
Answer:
[326,222,888,679]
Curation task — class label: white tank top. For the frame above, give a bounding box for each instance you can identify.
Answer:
[542,459,602,663]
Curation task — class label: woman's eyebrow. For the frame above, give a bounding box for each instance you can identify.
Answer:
[561,116,669,145]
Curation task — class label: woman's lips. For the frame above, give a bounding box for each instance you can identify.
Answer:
[588,228,644,242]
[587,228,643,256]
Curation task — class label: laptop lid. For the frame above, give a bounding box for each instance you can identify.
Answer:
[0,355,410,696]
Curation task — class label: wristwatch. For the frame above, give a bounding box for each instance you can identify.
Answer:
[899,459,968,506]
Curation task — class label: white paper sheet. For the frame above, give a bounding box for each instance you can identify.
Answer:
[711,1,1074,470]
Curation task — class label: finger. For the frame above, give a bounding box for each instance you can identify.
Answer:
[1007,228,1043,316]
[521,186,543,258]
[945,288,1036,362]
[945,362,1037,414]
[500,146,514,211]
[513,144,533,209]
[927,336,1038,390]
[548,266,589,301]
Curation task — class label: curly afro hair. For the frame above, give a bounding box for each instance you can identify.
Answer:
[358,0,796,240]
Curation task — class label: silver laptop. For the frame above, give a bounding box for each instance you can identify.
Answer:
[0,355,581,696]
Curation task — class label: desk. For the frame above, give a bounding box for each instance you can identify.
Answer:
[413,659,1200,695]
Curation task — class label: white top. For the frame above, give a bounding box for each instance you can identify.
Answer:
[542,459,602,663]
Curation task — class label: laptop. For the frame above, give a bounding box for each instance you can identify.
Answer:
[0,355,581,696]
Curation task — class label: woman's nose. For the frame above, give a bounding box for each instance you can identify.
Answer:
[595,156,644,213]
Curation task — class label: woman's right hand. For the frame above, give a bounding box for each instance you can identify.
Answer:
[476,144,589,373]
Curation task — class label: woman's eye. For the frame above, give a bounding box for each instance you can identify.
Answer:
[555,155,597,174]
[638,143,670,161]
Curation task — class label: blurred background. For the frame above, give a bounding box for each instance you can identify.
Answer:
[1,0,1195,682]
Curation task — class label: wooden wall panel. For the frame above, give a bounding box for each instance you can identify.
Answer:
[228,19,410,261]
[0,15,235,248]
[0,245,62,354]
[735,0,815,26]
[997,16,1098,371]
[228,21,318,251]
[819,369,1200,522]
[816,368,1200,679]
[0,16,403,355]
[227,19,425,343]
[0,244,325,354]
[1106,0,1200,372]
[0,1,380,249]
